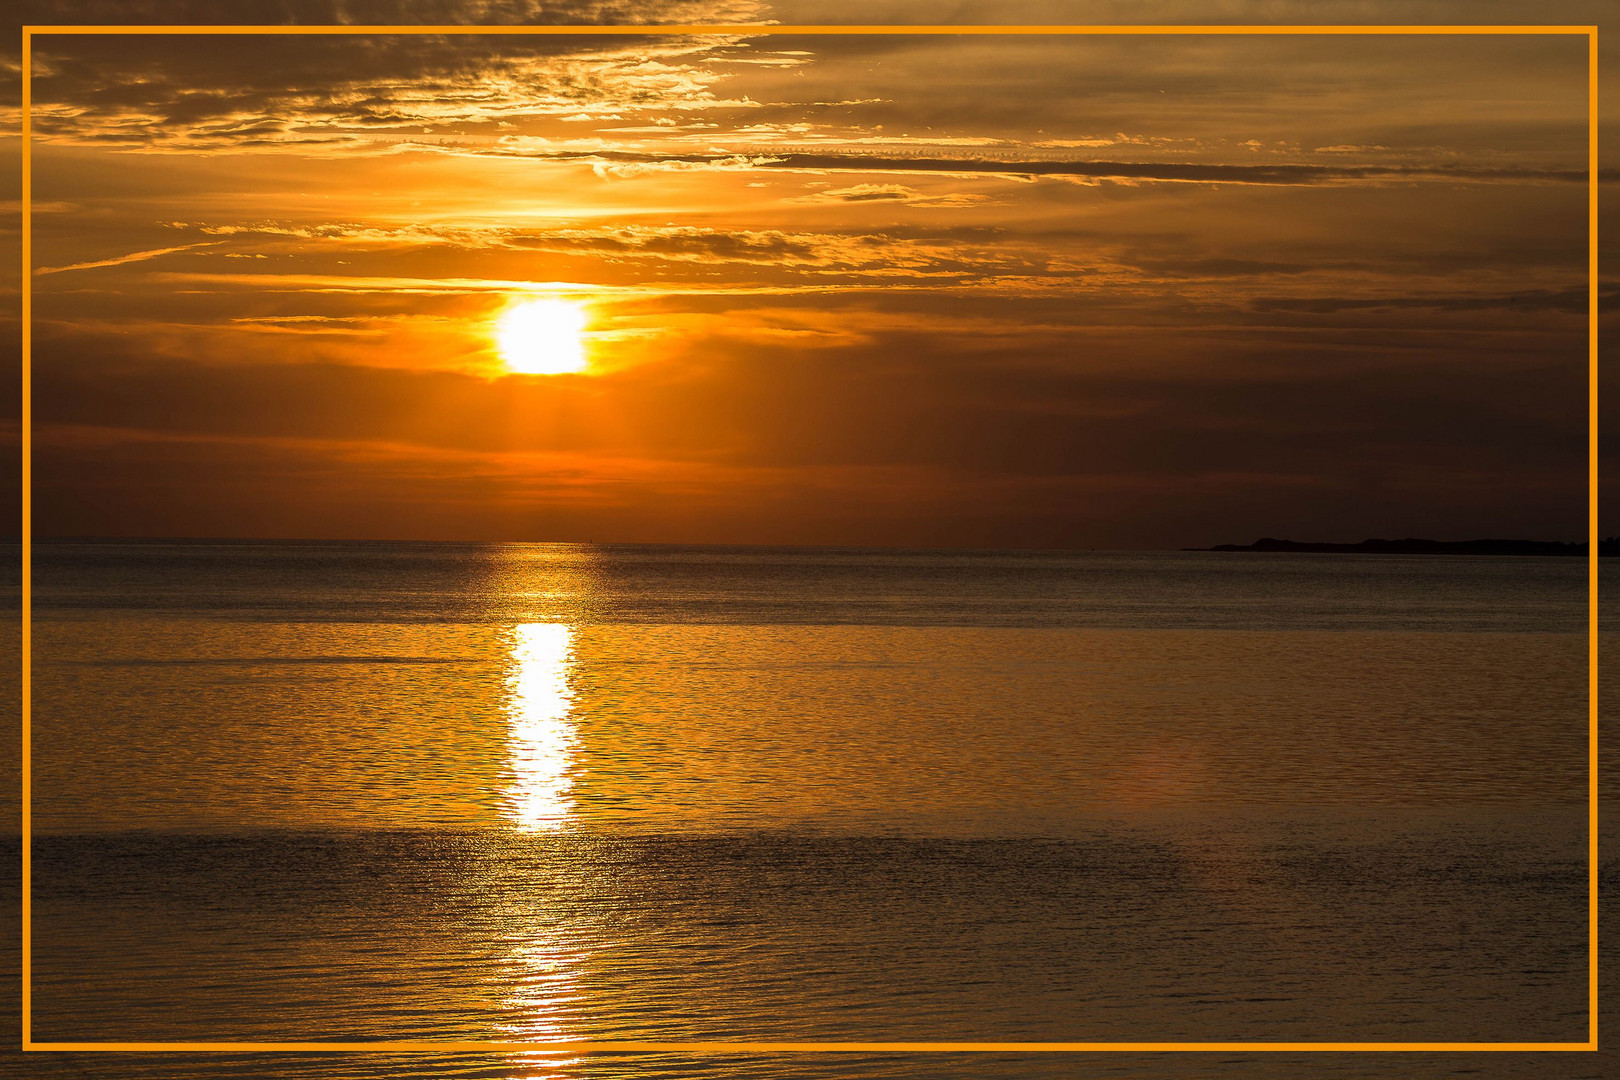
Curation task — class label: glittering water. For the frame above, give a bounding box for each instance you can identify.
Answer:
[9,541,1608,1078]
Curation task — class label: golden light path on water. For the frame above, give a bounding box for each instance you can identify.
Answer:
[504,622,580,831]
[497,932,589,1052]
[497,622,589,1055]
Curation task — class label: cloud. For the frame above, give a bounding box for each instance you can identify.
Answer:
[789,183,992,206]
[34,241,223,276]
[15,13,798,151]
[758,153,1592,187]
[1251,286,1604,314]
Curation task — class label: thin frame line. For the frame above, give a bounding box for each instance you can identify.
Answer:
[17,23,1601,1055]
[14,1041,1605,1052]
[17,24,1604,35]
[1588,25,1601,1054]
[20,22,32,1053]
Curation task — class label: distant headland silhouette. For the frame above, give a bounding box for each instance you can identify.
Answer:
[1193,537,1617,557]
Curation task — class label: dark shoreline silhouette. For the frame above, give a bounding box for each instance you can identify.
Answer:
[1194,537,1615,557]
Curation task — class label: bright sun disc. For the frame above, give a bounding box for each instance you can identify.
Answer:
[497,299,588,375]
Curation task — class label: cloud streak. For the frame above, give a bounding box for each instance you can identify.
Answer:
[758,153,1594,186]
[34,241,224,276]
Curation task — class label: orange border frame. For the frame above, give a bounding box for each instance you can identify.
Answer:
[17,22,1601,1055]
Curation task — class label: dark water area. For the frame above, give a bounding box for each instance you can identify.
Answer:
[4,819,1616,1078]
[25,817,1594,1043]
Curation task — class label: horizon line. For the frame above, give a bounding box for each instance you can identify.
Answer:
[9,533,1602,550]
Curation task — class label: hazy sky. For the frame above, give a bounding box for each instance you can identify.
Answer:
[6,1,1613,547]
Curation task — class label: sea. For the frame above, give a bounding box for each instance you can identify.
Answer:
[3,540,1616,1079]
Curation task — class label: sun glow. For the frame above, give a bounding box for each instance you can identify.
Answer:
[496,298,588,375]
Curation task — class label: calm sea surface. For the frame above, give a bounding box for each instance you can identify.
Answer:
[7,542,1614,1078]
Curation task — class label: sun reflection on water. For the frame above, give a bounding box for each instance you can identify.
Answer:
[503,623,579,832]
[496,623,591,1050]
[494,936,593,1050]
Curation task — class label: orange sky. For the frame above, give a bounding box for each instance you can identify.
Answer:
[5,1,1615,547]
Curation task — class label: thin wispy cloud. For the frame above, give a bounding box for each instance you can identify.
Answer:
[34,241,224,276]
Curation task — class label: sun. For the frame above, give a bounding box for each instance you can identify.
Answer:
[496,298,589,375]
